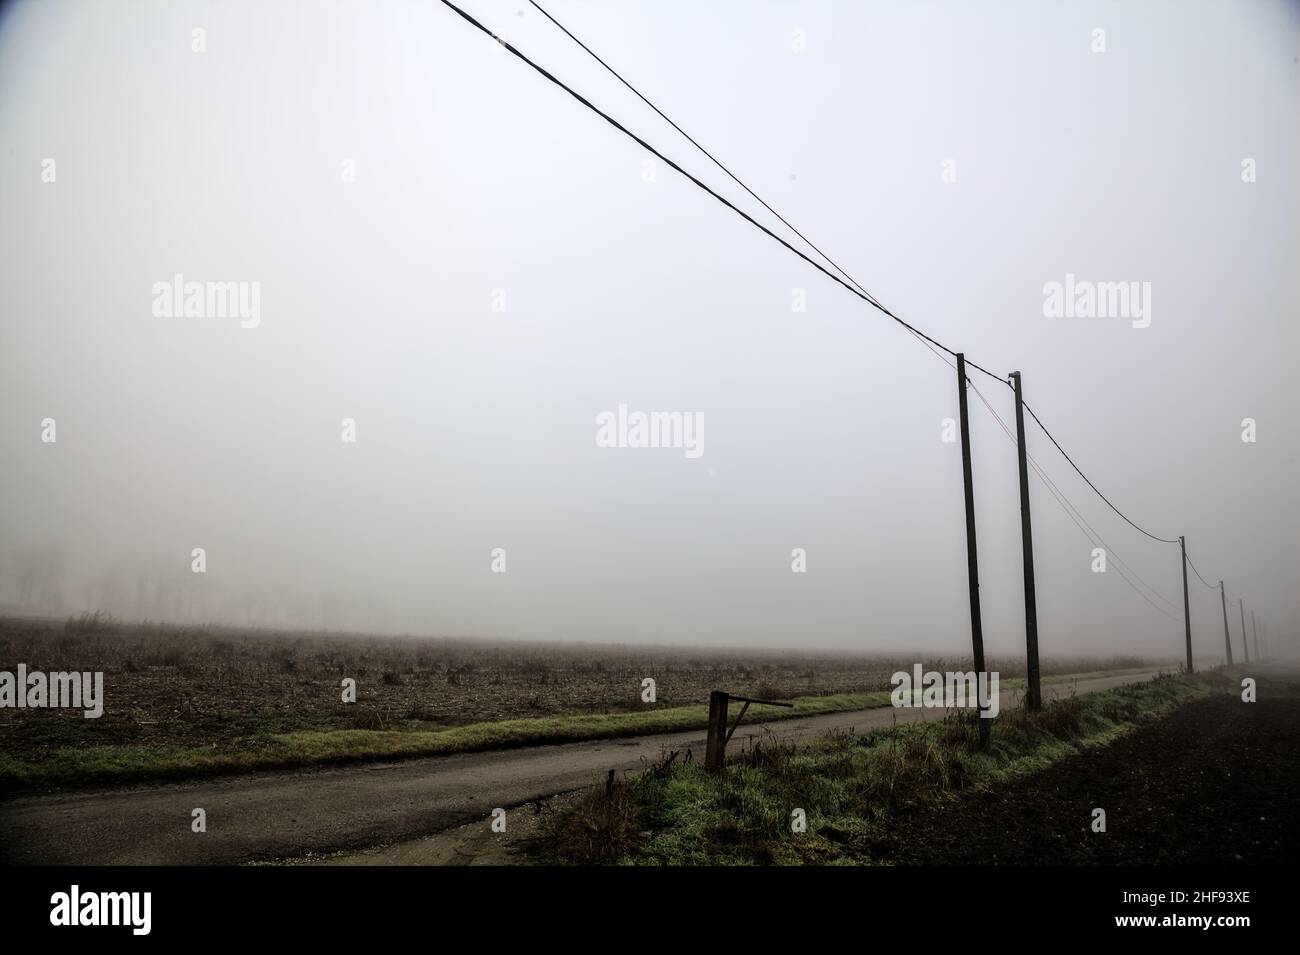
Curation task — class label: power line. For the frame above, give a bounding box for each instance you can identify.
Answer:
[910,329,1181,614]
[1021,441,1180,610]
[448,0,1242,597]
[995,426,1179,622]
[527,0,896,318]
[522,0,1196,557]
[968,382,1182,621]
[1184,550,1219,591]
[1017,400,1179,545]
[439,0,1008,384]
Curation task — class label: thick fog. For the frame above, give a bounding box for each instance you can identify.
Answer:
[1,0,1296,658]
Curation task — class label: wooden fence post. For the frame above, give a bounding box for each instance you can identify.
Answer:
[705,690,729,772]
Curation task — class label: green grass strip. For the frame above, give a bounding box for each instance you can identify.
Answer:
[0,667,1159,792]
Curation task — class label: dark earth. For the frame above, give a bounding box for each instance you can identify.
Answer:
[865,680,1300,865]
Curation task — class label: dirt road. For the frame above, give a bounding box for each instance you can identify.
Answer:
[0,669,1165,865]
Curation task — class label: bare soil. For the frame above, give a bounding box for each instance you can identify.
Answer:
[862,681,1300,865]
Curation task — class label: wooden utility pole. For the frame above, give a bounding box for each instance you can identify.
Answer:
[1179,536,1194,673]
[956,354,990,747]
[1252,610,1259,661]
[1240,600,1249,663]
[1009,371,1041,710]
[1219,582,1234,666]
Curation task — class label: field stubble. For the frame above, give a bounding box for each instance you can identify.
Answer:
[0,614,1160,788]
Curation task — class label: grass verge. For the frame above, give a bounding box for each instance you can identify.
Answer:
[540,670,1232,865]
[0,668,1154,792]
[0,689,891,791]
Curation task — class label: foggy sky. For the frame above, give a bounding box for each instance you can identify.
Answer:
[1,0,1296,660]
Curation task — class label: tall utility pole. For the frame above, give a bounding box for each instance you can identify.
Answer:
[955,354,989,747]
[1009,371,1041,710]
[1252,610,1259,661]
[1219,582,1234,666]
[1179,536,1193,673]
[1240,600,1249,663]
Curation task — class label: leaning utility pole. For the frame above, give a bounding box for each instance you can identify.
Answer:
[1240,600,1249,663]
[1009,371,1041,710]
[1179,536,1193,673]
[1252,610,1259,661]
[956,354,989,747]
[1219,581,1234,666]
